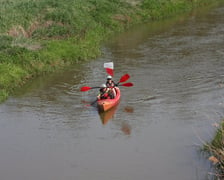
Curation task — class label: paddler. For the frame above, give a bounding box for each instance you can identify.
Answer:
[97,84,110,100]
[105,75,116,98]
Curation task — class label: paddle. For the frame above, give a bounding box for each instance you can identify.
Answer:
[119,82,133,87]
[116,73,130,85]
[104,62,114,77]
[86,83,133,106]
[80,86,100,92]
[80,82,133,92]
[80,74,131,92]
[89,99,98,106]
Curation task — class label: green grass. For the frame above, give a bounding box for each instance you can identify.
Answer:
[0,0,223,102]
[204,121,224,178]
[0,62,28,102]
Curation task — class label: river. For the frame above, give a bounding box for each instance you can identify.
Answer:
[0,4,224,180]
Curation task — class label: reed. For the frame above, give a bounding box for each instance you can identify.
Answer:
[204,121,224,178]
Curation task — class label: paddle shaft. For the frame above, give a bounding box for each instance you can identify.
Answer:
[80,74,131,92]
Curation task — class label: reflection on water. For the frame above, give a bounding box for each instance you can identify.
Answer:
[99,105,133,135]
[0,4,224,180]
[121,121,131,135]
[99,105,118,125]
[123,106,134,113]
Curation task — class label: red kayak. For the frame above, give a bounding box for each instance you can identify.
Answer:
[97,87,120,112]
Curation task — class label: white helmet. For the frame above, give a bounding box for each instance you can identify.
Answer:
[101,84,106,88]
[107,75,112,80]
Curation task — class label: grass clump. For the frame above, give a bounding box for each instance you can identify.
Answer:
[0,89,8,102]
[0,63,28,102]
[204,121,224,178]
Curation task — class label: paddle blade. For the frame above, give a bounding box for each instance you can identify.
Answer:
[104,62,114,76]
[119,74,130,83]
[80,86,91,91]
[121,82,133,87]
[80,86,101,91]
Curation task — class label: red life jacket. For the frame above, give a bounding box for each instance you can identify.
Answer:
[100,92,110,99]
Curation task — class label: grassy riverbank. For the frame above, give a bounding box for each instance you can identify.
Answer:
[0,0,222,102]
[204,121,224,178]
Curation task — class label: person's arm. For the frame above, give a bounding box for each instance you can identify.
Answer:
[97,93,101,100]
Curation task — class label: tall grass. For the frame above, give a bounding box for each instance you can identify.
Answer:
[0,0,131,36]
[0,0,222,102]
[0,0,132,99]
[204,121,224,178]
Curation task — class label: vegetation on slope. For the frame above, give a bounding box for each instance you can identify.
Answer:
[204,121,224,178]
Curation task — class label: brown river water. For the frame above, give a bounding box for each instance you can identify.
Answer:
[1,5,224,180]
